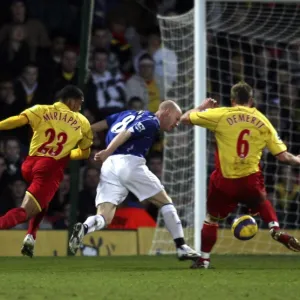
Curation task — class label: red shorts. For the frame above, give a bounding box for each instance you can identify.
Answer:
[21,156,69,210]
[207,170,267,219]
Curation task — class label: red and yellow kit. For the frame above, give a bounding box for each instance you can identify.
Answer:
[189,106,287,218]
[20,102,93,210]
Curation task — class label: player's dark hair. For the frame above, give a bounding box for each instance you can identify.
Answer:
[58,85,83,102]
[230,81,253,105]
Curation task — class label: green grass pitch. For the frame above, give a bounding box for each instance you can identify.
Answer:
[0,255,299,300]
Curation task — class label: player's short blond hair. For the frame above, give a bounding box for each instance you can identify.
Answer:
[159,100,182,113]
[230,81,253,104]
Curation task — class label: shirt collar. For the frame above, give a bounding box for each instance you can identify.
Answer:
[152,114,160,125]
[53,102,71,111]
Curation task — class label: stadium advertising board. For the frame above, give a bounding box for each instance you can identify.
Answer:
[0,230,137,256]
[0,229,297,256]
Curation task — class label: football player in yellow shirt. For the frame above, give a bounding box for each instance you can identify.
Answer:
[0,85,93,257]
[181,81,300,268]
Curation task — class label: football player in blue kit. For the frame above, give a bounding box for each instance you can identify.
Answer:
[69,100,200,260]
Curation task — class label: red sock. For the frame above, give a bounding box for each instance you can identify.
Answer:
[201,222,218,254]
[27,208,47,240]
[0,208,27,229]
[258,200,280,230]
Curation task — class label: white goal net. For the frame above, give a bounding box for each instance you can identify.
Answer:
[150,10,195,255]
[150,1,300,255]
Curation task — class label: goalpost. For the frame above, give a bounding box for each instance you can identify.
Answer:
[150,0,300,255]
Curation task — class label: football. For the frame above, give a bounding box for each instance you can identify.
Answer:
[231,215,258,241]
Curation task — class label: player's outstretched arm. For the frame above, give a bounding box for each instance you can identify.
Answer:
[91,120,108,132]
[276,152,300,166]
[266,121,300,166]
[181,98,217,125]
[0,115,28,130]
[94,130,132,162]
[106,130,132,154]
[74,120,93,160]
[181,108,201,125]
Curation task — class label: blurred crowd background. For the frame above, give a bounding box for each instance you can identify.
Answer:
[0,0,300,230]
[0,0,193,230]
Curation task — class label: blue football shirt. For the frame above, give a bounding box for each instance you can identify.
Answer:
[105,110,160,158]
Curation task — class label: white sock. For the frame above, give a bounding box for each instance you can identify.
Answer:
[86,225,96,234]
[201,251,210,260]
[161,204,184,240]
[268,221,279,229]
[95,215,106,230]
[84,215,106,234]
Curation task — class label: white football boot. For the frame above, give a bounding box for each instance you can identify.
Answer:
[21,234,35,258]
[69,223,85,254]
[177,244,201,261]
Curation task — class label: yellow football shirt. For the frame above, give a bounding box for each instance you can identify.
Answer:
[189,106,287,178]
[21,102,93,160]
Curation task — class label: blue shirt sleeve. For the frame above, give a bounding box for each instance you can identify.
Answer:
[128,119,159,138]
[106,113,120,127]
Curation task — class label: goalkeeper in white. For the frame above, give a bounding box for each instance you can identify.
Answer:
[69,101,200,260]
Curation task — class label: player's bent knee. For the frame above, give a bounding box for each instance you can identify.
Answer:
[149,190,172,208]
[21,192,42,219]
[206,214,220,225]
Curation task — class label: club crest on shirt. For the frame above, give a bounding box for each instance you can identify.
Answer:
[134,122,145,132]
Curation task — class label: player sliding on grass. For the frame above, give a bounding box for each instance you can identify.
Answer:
[0,85,93,257]
[181,81,300,269]
[69,100,200,260]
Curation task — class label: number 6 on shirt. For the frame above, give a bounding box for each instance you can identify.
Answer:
[237,129,250,158]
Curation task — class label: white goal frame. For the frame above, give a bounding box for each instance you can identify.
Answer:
[194,0,206,253]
